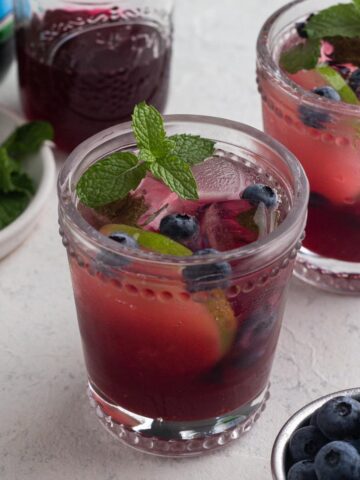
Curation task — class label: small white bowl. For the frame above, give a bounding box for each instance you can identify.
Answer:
[0,105,56,259]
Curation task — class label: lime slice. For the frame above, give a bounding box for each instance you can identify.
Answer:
[315,65,360,105]
[100,224,192,256]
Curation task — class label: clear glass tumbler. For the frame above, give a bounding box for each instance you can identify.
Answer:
[257,0,360,294]
[14,0,174,151]
[58,116,308,456]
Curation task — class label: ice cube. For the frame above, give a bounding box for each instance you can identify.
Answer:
[193,155,246,202]
[200,200,259,251]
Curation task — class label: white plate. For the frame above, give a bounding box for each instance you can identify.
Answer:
[0,105,56,259]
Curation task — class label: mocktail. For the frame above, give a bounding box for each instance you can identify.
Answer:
[58,109,308,455]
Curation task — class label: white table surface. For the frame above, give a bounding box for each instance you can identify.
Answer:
[1,1,359,479]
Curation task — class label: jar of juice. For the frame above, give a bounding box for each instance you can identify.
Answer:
[14,0,174,151]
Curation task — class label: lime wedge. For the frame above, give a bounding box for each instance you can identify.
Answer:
[315,65,360,105]
[100,224,192,256]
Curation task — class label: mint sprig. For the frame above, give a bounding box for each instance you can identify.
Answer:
[306,3,360,38]
[0,121,52,230]
[280,1,360,74]
[77,102,215,207]
[280,39,321,74]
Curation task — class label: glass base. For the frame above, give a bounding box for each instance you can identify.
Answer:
[87,382,270,457]
[295,248,360,295]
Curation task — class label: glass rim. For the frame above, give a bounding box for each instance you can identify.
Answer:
[256,0,360,117]
[58,114,309,267]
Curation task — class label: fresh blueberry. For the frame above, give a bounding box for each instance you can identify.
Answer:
[315,441,360,480]
[330,63,351,80]
[317,396,360,440]
[295,22,308,39]
[108,232,139,249]
[241,184,278,208]
[349,69,360,97]
[313,86,341,102]
[299,87,340,130]
[295,14,314,39]
[160,214,199,242]
[182,248,231,293]
[94,232,139,273]
[287,460,317,480]
[298,105,330,130]
[236,305,277,350]
[289,426,328,462]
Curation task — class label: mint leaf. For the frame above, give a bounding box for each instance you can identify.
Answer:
[169,134,215,166]
[2,121,53,161]
[138,149,157,164]
[0,191,30,230]
[0,148,16,192]
[11,172,35,196]
[306,4,360,39]
[0,148,35,196]
[76,152,147,208]
[280,38,321,73]
[316,65,360,104]
[149,155,199,200]
[132,102,169,158]
[354,0,360,10]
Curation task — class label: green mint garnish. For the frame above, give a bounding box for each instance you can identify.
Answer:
[169,134,216,166]
[77,102,215,208]
[316,65,360,104]
[306,3,360,39]
[280,38,321,74]
[0,121,52,230]
[76,152,147,208]
[280,1,360,75]
[3,121,54,161]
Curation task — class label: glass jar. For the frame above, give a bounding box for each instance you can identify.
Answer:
[14,0,174,151]
[257,0,360,294]
[0,0,14,81]
[58,116,308,456]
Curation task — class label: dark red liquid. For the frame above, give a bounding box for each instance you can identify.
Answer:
[304,193,360,263]
[16,9,172,151]
[70,257,291,422]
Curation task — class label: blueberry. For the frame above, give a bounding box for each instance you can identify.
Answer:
[241,184,278,208]
[317,396,360,440]
[315,441,360,480]
[237,305,277,349]
[298,105,330,130]
[299,87,340,130]
[108,232,139,249]
[93,232,139,273]
[295,14,314,39]
[289,426,328,462]
[287,460,317,480]
[330,63,351,80]
[295,22,308,39]
[313,86,341,102]
[182,248,231,293]
[160,214,199,242]
[349,69,360,97]
[349,439,360,454]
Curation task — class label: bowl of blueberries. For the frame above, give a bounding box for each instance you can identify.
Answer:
[271,387,360,479]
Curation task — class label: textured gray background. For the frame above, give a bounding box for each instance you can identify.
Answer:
[1,1,360,479]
